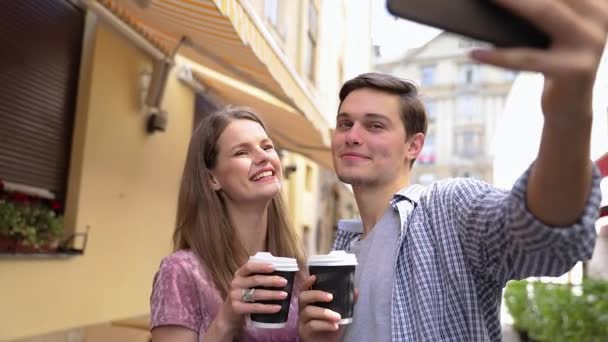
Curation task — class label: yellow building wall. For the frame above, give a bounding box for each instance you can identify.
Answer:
[0,21,194,341]
[282,153,319,254]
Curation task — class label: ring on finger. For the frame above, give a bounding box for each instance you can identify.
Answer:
[241,288,256,303]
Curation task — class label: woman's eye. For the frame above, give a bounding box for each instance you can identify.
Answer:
[234,151,247,156]
[263,145,274,151]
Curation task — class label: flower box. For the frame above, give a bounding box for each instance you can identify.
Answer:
[0,179,64,254]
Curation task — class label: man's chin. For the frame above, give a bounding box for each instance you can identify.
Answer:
[336,172,374,186]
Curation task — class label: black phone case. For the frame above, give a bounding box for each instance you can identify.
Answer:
[387,0,550,48]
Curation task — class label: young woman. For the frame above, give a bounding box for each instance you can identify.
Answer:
[150,106,306,342]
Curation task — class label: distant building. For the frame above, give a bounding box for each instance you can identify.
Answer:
[375,32,517,185]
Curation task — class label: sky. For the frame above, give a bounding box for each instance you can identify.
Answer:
[371,0,441,60]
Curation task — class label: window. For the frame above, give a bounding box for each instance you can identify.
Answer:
[264,0,285,38]
[418,134,436,165]
[425,100,437,122]
[0,1,84,201]
[305,164,314,192]
[459,64,479,85]
[420,65,436,86]
[454,130,482,158]
[302,225,311,252]
[304,2,318,82]
[456,95,481,122]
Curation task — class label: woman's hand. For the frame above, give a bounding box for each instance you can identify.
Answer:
[216,261,289,332]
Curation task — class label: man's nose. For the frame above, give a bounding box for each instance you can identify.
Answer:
[345,123,362,146]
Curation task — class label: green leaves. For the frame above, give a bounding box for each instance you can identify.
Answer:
[504,279,608,341]
[0,199,64,247]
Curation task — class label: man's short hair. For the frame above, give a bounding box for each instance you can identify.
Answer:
[338,72,428,167]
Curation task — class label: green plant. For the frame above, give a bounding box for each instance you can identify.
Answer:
[0,199,64,248]
[504,279,608,341]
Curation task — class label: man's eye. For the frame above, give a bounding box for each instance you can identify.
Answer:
[234,151,247,156]
[369,123,384,130]
[263,145,274,151]
[338,121,352,128]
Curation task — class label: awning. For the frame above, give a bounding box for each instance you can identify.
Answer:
[181,58,333,168]
[91,0,332,167]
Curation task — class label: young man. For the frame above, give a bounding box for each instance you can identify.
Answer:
[298,0,607,341]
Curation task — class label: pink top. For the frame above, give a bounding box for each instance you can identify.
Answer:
[150,250,300,342]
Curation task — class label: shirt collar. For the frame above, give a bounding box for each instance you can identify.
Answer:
[338,183,426,234]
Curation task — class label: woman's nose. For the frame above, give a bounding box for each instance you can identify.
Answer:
[252,147,270,164]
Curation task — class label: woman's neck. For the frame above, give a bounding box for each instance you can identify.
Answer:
[224,199,270,256]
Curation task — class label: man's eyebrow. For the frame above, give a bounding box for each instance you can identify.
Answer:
[337,112,389,120]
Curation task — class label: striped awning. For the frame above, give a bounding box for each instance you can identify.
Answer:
[93,0,332,166]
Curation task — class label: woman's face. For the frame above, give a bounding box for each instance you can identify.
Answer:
[209,119,282,204]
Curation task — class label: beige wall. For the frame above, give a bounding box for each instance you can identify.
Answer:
[376,33,515,185]
[0,20,194,341]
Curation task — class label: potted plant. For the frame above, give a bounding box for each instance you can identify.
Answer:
[504,279,608,341]
[0,179,64,253]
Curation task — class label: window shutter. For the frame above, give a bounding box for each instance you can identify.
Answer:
[0,0,84,198]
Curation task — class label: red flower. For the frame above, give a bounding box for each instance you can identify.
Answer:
[11,192,29,203]
[51,200,62,211]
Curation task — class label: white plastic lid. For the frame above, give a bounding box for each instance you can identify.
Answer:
[307,250,358,266]
[249,252,299,272]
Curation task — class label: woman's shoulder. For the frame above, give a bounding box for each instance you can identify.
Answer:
[160,249,200,267]
[156,250,211,283]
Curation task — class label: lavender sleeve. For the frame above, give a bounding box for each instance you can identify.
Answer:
[150,256,202,332]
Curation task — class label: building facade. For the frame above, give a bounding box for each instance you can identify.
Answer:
[0,0,370,341]
[375,32,517,185]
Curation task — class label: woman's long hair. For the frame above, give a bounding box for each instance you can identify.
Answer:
[173,106,306,297]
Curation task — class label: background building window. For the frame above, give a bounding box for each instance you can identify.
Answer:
[264,0,285,39]
[456,95,481,122]
[420,65,436,86]
[305,164,314,192]
[305,2,318,82]
[459,63,479,85]
[425,100,437,122]
[418,134,436,165]
[454,130,482,158]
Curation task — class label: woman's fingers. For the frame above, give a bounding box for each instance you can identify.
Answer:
[234,261,274,278]
[233,273,287,289]
[231,301,282,315]
[230,288,288,302]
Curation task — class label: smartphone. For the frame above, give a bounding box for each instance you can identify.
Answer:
[386,0,550,48]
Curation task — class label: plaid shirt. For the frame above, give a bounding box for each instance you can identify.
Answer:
[334,166,602,341]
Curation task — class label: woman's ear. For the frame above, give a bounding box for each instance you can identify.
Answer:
[208,172,222,191]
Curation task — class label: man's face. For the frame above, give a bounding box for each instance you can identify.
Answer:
[331,88,419,188]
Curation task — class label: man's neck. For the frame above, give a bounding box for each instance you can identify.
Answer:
[353,175,410,236]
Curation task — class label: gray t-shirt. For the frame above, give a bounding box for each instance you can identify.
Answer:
[342,207,400,342]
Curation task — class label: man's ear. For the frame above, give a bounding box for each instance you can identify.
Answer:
[406,133,425,161]
[208,172,222,191]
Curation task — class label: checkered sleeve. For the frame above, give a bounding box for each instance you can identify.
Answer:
[332,230,358,251]
[448,164,601,285]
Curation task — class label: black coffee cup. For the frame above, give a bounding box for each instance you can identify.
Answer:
[308,251,358,324]
[249,252,299,328]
